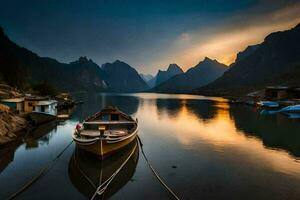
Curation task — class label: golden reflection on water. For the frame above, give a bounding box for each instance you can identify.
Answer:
[137,95,300,177]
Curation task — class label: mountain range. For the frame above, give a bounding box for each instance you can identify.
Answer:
[197,23,300,96]
[140,64,184,88]
[1,22,300,96]
[140,73,154,83]
[151,57,228,93]
[0,27,148,93]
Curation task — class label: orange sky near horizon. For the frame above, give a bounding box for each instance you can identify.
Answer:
[148,3,300,72]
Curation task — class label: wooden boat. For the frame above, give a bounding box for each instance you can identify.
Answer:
[68,139,139,199]
[72,106,138,159]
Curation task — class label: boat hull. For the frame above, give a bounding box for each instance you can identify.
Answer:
[28,112,56,125]
[74,129,138,159]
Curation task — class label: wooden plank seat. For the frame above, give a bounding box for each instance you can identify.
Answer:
[104,130,128,137]
[80,130,101,137]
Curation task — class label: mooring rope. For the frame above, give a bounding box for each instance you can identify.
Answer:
[90,143,137,200]
[137,136,181,200]
[6,140,74,200]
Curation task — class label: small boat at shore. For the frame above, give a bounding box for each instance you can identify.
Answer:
[257,101,279,108]
[279,104,300,114]
[72,106,138,159]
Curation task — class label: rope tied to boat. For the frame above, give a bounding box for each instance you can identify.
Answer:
[90,142,138,200]
[6,140,74,200]
[89,136,182,200]
[137,135,181,200]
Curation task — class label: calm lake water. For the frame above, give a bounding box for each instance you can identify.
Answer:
[1,93,300,200]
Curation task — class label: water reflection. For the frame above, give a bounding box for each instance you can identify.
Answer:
[156,98,222,122]
[229,105,300,157]
[150,94,300,158]
[25,121,58,149]
[0,141,20,174]
[68,139,139,199]
[1,93,300,200]
[0,121,58,174]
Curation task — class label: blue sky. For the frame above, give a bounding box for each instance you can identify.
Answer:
[0,0,300,74]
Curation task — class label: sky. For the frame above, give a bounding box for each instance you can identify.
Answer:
[0,0,300,74]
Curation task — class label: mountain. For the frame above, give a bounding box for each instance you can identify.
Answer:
[0,27,147,93]
[197,23,300,96]
[0,26,107,92]
[155,64,183,86]
[140,73,155,87]
[68,57,108,91]
[235,44,259,62]
[152,57,228,93]
[147,76,157,88]
[140,73,154,82]
[101,60,149,92]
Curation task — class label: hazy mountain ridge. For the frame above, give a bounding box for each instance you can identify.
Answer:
[140,74,154,82]
[140,73,155,87]
[197,23,300,96]
[152,57,228,93]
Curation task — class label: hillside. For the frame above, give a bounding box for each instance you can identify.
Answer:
[197,23,300,96]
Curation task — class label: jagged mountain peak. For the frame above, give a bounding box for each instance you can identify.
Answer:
[102,60,132,69]
[70,56,96,65]
[203,56,212,61]
[78,56,88,62]
[200,57,219,65]
[113,59,122,64]
[152,56,228,93]
[189,58,227,74]
[155,63,183,86]
[167,63,183,73]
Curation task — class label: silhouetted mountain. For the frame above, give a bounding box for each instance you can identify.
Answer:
[68,57,108,91]
[235,44,259,62]
[0,27,148,93]
[197,23,300,96]
[101,60,149,92]
[155,64,183,86]
[152,57,228,93]
[140,73,155,87]
[0,27,107,91]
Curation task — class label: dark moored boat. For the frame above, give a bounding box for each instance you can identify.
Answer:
[72,106,138,159]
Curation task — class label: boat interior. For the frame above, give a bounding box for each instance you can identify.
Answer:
[78,108,137,138]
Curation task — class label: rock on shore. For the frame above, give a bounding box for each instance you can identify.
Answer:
[0,104,27,144]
